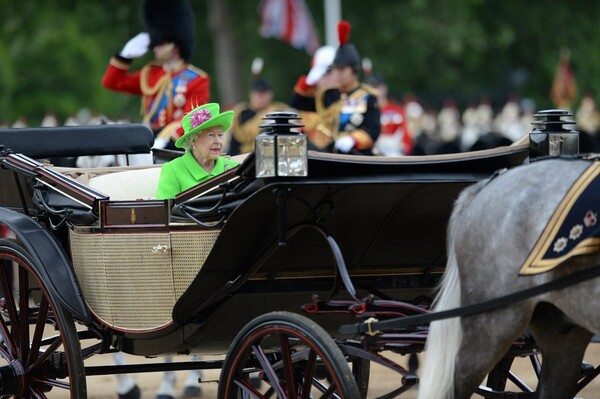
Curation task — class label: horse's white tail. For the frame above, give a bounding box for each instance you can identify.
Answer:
[417,246,462,399]
[418,181,484,399]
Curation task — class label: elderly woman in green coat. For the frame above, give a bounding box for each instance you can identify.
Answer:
[156,103,239,199]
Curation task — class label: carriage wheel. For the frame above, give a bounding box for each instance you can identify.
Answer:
[351,357,370,398]
[0,239,86,398]
[218,311,361,399]
[477,353,538,398]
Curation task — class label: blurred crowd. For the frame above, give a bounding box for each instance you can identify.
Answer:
[4,91,599,156]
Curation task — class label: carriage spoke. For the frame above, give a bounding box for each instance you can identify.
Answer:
[301,349,317,399]
[505,371,534,393]
[32,376,71,390]
[27,296,49,366]
[0,309,16,359]
[529,353,541,378]
[0,342,12,361]
[18,266,30,361]
[28,336,62,372]
[0,265,20,351]
[280,334,297,398]
[253,344,286,397]
[233,379,265,399]
[311,378,340,399]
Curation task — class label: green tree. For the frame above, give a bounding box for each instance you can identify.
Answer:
[0,0,598,125]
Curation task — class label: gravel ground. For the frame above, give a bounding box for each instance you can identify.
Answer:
[54,343,600,398]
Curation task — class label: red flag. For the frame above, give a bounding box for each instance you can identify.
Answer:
[259,0,320,55]
[550,48,578,110]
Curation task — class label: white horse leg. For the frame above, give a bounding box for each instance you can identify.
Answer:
[182,355,203,397]
[156,355,203,399]
[155,355,177,399]
[530,303,593,399]
[113,352,141,399]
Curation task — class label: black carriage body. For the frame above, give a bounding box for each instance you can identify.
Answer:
[91,145,525,355]
[0,125,529,357]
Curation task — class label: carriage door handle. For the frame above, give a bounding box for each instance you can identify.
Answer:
[151,244,170,254]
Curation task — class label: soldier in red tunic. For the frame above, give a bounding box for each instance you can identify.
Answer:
[102,0,210,149]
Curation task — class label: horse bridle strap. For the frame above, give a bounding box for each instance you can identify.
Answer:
[339,263,600,335]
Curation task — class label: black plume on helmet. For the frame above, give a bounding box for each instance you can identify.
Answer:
[143,0,195,62]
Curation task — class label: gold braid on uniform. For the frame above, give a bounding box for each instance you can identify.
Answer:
[316,90,342,143]
[231,102,289,154]
[140,64,173,124]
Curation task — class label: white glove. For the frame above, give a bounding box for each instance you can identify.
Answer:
[153,137,169,150]
[334,135,355,153]
[119,32,150,59]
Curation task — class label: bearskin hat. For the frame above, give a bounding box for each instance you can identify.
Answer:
[143,0,195,61]
[332,21,361,70]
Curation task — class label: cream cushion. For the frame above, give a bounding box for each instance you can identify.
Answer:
[87,167,163,200]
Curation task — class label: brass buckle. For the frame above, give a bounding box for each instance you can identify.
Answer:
[364,317,380,336]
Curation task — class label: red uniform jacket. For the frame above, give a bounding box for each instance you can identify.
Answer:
[102,57,210,139]
[380,101,413,155]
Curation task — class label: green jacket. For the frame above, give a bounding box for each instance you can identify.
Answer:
[156,151,238,199]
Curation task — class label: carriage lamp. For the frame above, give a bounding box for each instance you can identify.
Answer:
[255,112,307,178]
[529,109,579,159]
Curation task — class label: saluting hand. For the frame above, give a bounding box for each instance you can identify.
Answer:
[119,32,150,59]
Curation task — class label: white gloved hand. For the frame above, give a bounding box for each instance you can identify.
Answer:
[153,137,169,150]
[305,73,321,86]
[334,135,355,153]
[119,32,150,59]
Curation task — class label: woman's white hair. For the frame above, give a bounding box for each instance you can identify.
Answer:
[181,131,201,151]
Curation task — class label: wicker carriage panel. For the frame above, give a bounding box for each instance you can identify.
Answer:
[170,231,219,298]
[70,229,219,331]
[70,232,112,322]
[102,233,174,330]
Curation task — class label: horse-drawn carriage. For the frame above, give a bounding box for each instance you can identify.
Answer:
[0,110,598,398]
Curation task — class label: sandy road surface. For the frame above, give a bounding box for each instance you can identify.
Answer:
[58,343,600,398]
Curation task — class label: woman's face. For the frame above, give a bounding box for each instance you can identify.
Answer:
[191,126,224,163]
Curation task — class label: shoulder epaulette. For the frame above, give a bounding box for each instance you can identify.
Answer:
[186,65,209,78]
[146,61,163,68]
[359,83,379,97]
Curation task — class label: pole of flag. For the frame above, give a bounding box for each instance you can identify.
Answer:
[324,0,341,46]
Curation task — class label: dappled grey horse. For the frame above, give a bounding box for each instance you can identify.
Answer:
[419,157,600,399]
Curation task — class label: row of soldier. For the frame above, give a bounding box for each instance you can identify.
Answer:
[6,90,599,159]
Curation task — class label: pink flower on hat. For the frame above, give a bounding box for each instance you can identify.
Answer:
[190,109,212,128]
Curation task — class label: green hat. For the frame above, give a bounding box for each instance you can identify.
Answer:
[176,103,234,148]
